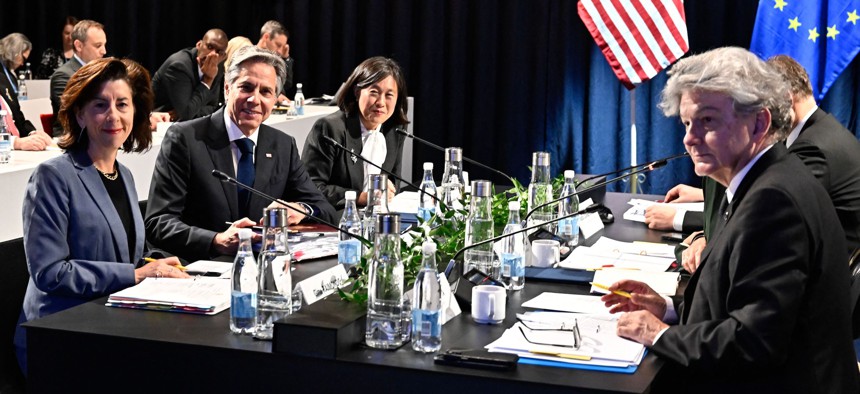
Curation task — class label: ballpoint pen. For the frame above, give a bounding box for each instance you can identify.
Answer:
[143,257,187,271]
[590,282,632,298]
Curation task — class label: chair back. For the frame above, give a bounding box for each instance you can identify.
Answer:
[39,113,54,134]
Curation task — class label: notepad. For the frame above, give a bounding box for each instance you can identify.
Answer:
[106,277,230,315]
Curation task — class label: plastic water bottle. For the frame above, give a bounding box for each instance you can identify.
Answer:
[338,190,363,269]
[17,75,28,101]
[254,208,292,340]
[230,228,258,334]
[412,240,442,352]
[294,83,305,115]
[417,162,437,221]
[366,214,405,349]
[23,63,32,80]
[362,174,390,247]
[465,180,496,279]
[557,170,580,246]
[0,110,11,165]
[501,201,526,290]
[527,151,554,232]
[439,147,464,216]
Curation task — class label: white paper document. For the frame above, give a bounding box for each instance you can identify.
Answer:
[623,198,704,223]
[558,238,675,272]
[106,277,230,315]
[485,312,646,367]
[521,292,611,314]
[388,191,420,214]
[184,260,233,278]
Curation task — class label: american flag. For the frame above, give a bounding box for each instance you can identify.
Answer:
[578,0,689,89]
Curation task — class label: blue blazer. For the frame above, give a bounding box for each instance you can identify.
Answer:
[19,149,143,322]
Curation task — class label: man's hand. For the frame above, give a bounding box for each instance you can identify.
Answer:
[386,179,396,201]
[149,112,171,130]
[14,130,52,151]
[600,279,667,318]
[198,52,220,86]
[211,218,259,255]
[643,205,677,231]
[616,311,669,346]
[663,184,704,203]
[681,233,707,274]
[263,201,309,225]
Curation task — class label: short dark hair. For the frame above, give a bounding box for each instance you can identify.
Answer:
[337,56,409,128]
[260,20,288,39]
[766,55,814,98]
[63,16,80,29]
[57,58,154,153]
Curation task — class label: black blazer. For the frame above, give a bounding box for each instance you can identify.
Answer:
[151,47,224,121]
[49,56,83,133]
[145,108,336,261]
[790,108,860,252]
[0,64,35,136]
[301,110,406,210]
[653,144,859,392]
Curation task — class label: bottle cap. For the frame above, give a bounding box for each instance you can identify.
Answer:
[375,213,401,234]
[238,228,253,239]
[262,207,289,228]
[422,240,437,254]
[297,83,303,88]
[423,162,433,170]
[345,190,356,200]
[471,180,493,197]
[564,170,576,179]
[532,151,550,166]
[444,147,462,162]
[508,200,520,210]
[369,174,388,191]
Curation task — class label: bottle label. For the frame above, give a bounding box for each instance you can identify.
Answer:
[412,309,442,337]
[502,253,524,277]
[239,257,258,293]
[338,239,361,265]
[417,206,435,221]
[231,291,257,319]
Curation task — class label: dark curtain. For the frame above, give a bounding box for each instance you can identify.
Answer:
[2,0,858,194]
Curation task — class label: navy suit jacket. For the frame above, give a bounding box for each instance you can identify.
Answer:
[653,144,859,392]
[49,56,83,133]
[301,110,405,210]
[145,108,336,261]
[19,149,142,321]
[151,47,224,121]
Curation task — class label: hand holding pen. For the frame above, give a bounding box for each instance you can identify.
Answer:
[134,256,190,283]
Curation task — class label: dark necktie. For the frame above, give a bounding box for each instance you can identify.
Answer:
[235,138,255,218]
[711,194,729,239]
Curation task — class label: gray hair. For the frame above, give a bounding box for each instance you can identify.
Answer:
[225,45,287,96]
[659,46,792,141]
[71,20,105,45]
[0,33,32,69]
[260,20,288,39]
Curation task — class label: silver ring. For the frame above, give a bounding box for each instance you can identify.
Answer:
[155,270,163,278]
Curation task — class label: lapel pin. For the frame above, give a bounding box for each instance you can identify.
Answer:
[266,153,272,158]
[350,149,357,164]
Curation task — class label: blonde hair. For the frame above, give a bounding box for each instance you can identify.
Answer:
[224,36,252,70]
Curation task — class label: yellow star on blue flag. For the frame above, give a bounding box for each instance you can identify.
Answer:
[751,0,860,100]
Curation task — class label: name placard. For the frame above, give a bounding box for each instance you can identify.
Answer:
[295,264,349,305]
[578,198,605,240]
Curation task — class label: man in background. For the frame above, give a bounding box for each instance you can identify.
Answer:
[256,20,294,103]
[50,20,106,134]
[152,29,228,122]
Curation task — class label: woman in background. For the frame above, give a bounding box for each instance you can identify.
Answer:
[224,35,252,70]
[36,16,79,79]
[0,33,37,135]
[302,56,409,210]
[13,58,188,375]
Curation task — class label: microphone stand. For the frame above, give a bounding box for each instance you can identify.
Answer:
[522,160,667,222]
[576,152,688,187]
[211,170,372,247]
[395,128,514,181]
[322,135,450,212]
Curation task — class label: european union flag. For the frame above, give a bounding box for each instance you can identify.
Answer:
[750,0,860,100]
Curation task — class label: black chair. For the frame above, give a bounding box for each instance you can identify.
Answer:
[849,248,860,338]
[0,238,28,393]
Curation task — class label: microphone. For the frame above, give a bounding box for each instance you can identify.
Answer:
[394,128,514,181]
[321,135,448,211]
[523,152,688,222]
[576,152,689,187]
[443,204,604,278]
[210,170,372,246]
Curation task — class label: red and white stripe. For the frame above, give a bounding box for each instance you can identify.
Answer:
[578,0,689,89]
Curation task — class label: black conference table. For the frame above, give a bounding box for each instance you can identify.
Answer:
[24,192,676,393]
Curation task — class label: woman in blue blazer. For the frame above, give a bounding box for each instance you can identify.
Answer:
[14,58,188,374]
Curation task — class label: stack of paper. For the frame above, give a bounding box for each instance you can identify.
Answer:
[291,233,339,261]
[388,191,420,214]
[106,277,230,315]
[558,236,675,271]
[623,198,703,223]
[485,311,646,370]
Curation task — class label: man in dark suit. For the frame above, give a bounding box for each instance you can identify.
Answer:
[145,46,336,262]
[50,20,106,134]
[256,21,294,103]
[602,47,859,392]
[151,29,227,122]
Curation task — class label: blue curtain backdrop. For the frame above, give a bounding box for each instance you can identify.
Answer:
[1,0,858,194]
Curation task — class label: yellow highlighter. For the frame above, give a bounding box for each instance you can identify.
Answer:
[590,282,632,299]
[143,257,187,271]
[529,350,592,361]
